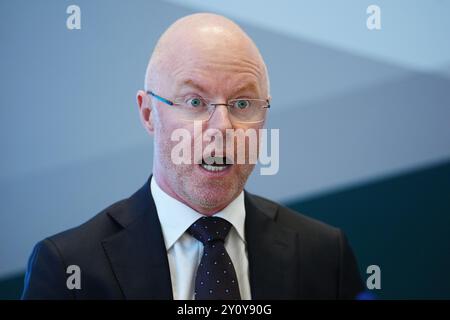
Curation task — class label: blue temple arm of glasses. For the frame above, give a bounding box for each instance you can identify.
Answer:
[146,91,174,106]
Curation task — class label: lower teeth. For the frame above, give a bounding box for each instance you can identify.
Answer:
[201,164,228,172]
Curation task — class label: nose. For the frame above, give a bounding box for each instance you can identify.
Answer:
[207,104,233,131]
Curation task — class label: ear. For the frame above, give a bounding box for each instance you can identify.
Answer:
[136,90,154,134]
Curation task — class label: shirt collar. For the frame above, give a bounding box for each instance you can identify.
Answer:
[150,176,246,251]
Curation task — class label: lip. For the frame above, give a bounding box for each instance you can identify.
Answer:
[197,163,233,177]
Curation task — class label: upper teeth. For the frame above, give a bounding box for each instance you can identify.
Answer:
[201,164,228,172]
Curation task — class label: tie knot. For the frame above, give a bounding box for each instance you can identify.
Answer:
[188,216,232,245]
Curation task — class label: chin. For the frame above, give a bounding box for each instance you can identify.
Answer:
[189,188,236,212]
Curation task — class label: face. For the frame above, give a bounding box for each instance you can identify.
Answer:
[138,24,269,215]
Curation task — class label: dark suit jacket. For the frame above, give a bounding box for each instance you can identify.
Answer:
[22,176,364,299]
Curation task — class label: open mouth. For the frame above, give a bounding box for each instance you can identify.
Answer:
[200,156,233,173]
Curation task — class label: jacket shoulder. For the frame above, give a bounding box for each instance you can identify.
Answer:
[46,198,129,253]
[248,192,340,239]
[247,192,364,299]
[22,198,132,299]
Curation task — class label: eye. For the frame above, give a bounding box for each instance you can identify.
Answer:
[186,97,204,107]
[233,99,250,109]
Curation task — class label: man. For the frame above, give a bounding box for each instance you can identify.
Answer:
[22,13,364,299]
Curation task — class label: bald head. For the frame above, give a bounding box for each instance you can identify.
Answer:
[145,13,269,96]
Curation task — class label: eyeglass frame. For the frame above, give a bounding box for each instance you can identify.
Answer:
[146,90,270,123]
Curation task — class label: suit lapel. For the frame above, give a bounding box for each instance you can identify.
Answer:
[244,191,300,299]
[101,177,173,299]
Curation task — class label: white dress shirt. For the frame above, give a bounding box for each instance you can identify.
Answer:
[150,176,251,300]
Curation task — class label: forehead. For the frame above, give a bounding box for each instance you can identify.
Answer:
[171,67,263,98]
[173,76,261,98]
[161,45,265,97]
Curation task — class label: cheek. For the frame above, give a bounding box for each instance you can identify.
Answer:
[154,121,176,162]
[155,120,197,171]
[237,163,255,179]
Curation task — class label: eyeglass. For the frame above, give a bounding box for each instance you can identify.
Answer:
[146,91,270,123]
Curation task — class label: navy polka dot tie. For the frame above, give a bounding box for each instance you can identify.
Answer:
[188,216,241,300]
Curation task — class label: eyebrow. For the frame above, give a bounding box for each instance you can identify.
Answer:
[232,82,260,96]
[176,79,261,97]
[176,79,209,95]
